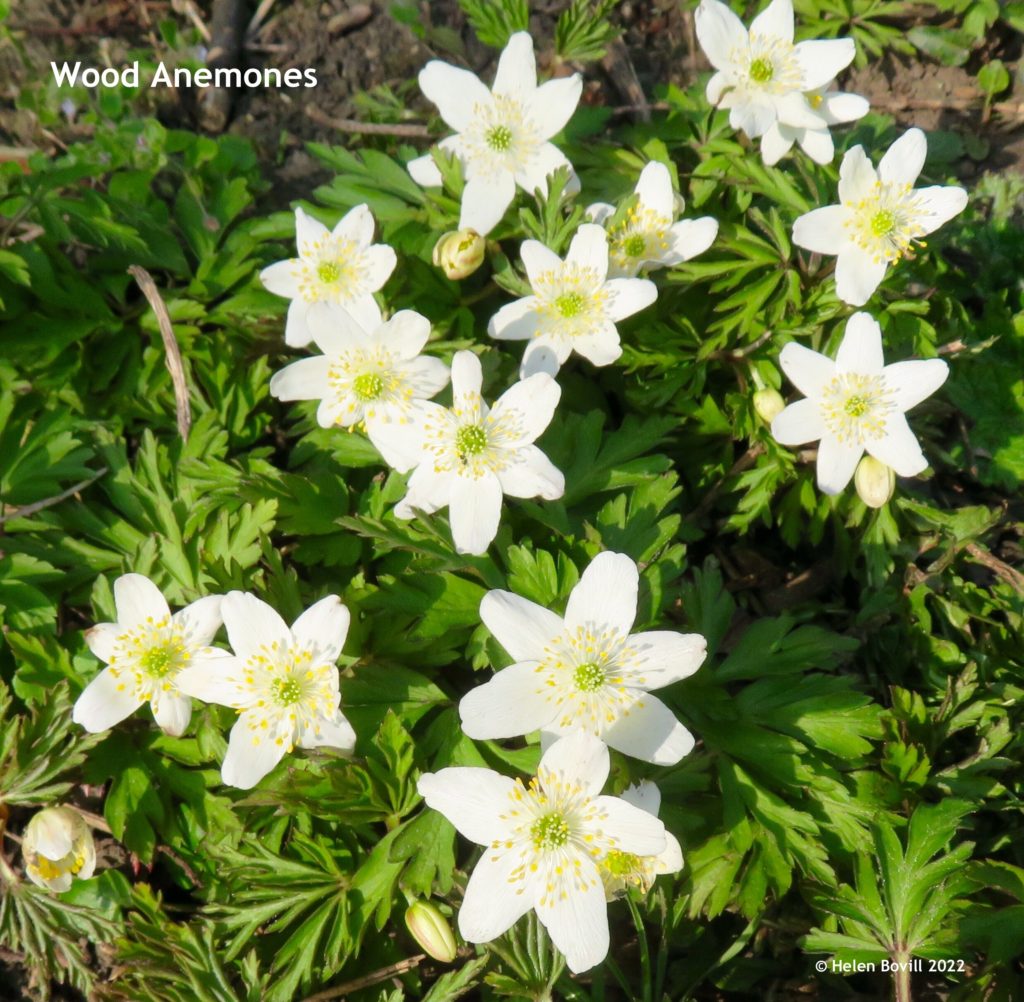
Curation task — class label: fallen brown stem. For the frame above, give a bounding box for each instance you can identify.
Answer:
[0,468,107,526]
[327,3,372,35]
[128,265,192,440]
[964,543,1024,593]
[304,105,431,139]
[300,955,427,1001]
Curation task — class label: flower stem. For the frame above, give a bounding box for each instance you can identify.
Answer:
[626,895,653,1002]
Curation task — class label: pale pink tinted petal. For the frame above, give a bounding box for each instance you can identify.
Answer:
[772,398,826,446]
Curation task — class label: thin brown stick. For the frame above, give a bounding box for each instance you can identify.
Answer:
[0,468,107,526]
[964,543,1024,594]
[327,3,372,35]
[304,105,431,139]
[299,955,427,1002]
[245,0,276,37]
[601,36,650,122]
[708,329,774,361]
[128,266,192,440]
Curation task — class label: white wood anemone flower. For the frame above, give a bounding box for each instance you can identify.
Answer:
[269,300,450,468]
[791,128,969,306]
[599,782,683,899]
[22,806,96,893]
[373,350,564,556]
[695,0,855,143]
[407,32,583,236]
[487,223,657,378]
[460,551,706,764]
[73,574,226,738]
[584,162,719,279]
[259,204,397,348]
[175,592,356,790]
[760,83,869,165]
[417,729,668,973]
[771,312,949,495]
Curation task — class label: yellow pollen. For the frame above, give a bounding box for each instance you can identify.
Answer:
[317,260,342,284]
[531,812,570,850]
[353,372,384,401]
[555,291,586,318]
[455,424,488,458]
[871,209,896,236]
[749,58,773,83]
[486,124,513,151]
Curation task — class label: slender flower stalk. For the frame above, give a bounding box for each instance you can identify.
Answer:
[417,730,668,973]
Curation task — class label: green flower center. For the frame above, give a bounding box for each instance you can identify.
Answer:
[486,124,513,152]
[749,58,774,83]
[555,291,586,318]
[623,234,647,258]
[353,372,384,401]
[140,644,176,678]
[603,849,642,877]
[531,812,570,850]
[317,260,342,284]
[844,395,869,418]
[455,424,488,458]
[272,676,302,706]
[573,662,606,692]
[871,209,896,237]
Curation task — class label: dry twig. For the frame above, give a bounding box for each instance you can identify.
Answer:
[0,469,108,526]
[304,105,431,139]
[300,955,427,1001]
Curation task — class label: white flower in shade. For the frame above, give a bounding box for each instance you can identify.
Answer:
[407,32,583,236]
[22,807,96,893]
[771,312,949,494]
[259,204,397,348]
[760,83,869,165]
[792,128,969,306]
[175,593,356,790]
[417,729,667,973]
[460,551,706,764]
[599,783,683,898]
[373,350,564,556]
[269,300,449,467]
[73,574,226,738]
[696,0,855,142]
[487,224,657,378]
[584,162,719,279]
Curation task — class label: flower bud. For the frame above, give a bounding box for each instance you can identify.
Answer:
[22,806,96,892]
[753,388,785,424]
[405,899,457,962]
[432,229,485,280]
[854,455,895,509]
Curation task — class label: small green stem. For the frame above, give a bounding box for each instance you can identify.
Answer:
[626,895,653,1002]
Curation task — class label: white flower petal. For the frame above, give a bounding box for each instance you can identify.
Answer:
[480,589,566,662]
[84,623,119,662]
[706,70,731,106]
[515,143,576,200]
[665,217,719,264]
[605,277,657,320]
[460,171,516,236]
[451,349,483,399]
[837,146,878,205]
[221,592,292,663]
[836,312,884,375]
[284,299,314,348]
[820,91,869,125]
[797,126,835,165]
[603,695,696,765]
[772,398,826,445]
[417,767,517,845]
[270,356,331,402]
[539,730,610,797]
[816,434,863,493]
[362,246,398,293]
[620,781,661,816]
[72,667,143,732]
[834,245,888,307]
[592,795,666,856]
[488,297,542,342]
[332,203,374,246]
[449,470,504,555]
[634,161,675,217]
[526,76,583,139]
[572,327,623,367]
[520,240,564,287]
[459,661,555,739]
[760,123,794,166]
[496,446,565,500]
[114,574,170,629]
[367,402,435,473]
[565,551,638,638]
[878,127,926,187]
[419,61,493,132]
[378,310,432,358]
[221,711,290,789]
[779,342,836,398]
[291,595,349,664]
[296,712,356,751]
[151,691,192,737]
[864,413,929,476]
[295,207,329,255]
[794,38,856,90]
[490,373,561,448]
[307,302,374,353]
[882,358,949,412]
[620,631,707,688]
[408,153,443,187]
[520,339,571,378]
[493,31,537,96]
[913,185,968,234]
[173,595,223,648]
[774,92,829,131]
[175,653,245,707]
[259,259,300,298]
[586,201,615,225]
[399,355,450,399]
[656,830,684,875]
[750,0,794,42]
[695,0,750,71]
[396,464,455,518]
[792,204,849,255]
[566,224,610,281]
[459,848,534,941]
[729,97,777,139]
[540,859,609,973]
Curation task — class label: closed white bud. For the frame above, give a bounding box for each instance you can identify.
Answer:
[405,899,457,962]
[432,229,485,280]
[753,387,785,424]
[22,806,96,892]
[854,455,895,508]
